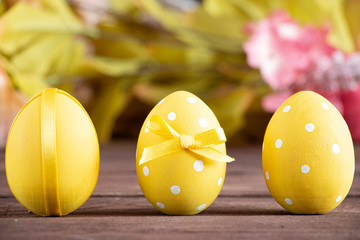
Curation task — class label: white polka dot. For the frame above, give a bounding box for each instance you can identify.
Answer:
[143,166,149,176]
[158,99,165,105]
[218,177,223,186]
[196,203,207,211]
[301,165,310,174]
[167,112,176,121]
[283,105,291,112]
[193,160,204,172]
[145,127,149,133]
[321,102,329,110]
[285,198,293,205]
[170,185,180,195]
[265,171,269,180]
[332,144,340,154]
[198,118,208,128]
[305,123,315,132]
[336,195,342,203]
[187,97,196,104]
[156,202,165,209]
[275,139,283,149]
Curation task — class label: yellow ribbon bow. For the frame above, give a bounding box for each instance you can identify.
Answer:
[139,115,235,165]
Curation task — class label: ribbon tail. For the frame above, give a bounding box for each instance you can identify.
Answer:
[139,138,182,165]
[190,147,235,163]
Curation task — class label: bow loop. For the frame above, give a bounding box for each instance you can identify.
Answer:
[146,115,179,138]
[139,115,234,165]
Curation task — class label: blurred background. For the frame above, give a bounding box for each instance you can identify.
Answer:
[1,0,360,148]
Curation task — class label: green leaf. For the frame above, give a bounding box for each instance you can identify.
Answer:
[226,0,268,20]
[0,56,48,97]
[344,0,360,50]
[207,86,255,137]
[90,81,131,142]
[49,38,85,74]
[132,78,215,105]
[39,0,84,29]
[11,35,74,75]
[0,1,87,55]
[109,0,136,13]
[81,57,148,77]
[0,1,6,16]
[12,72,49,97]
[315,0,355,52]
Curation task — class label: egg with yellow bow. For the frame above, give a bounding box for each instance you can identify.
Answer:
[6,88,99,216]
[136,91,234,215]
[263,91,355,214]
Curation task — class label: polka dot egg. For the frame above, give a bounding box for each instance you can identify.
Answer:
[136,91,230,215]
[262,91,355,214]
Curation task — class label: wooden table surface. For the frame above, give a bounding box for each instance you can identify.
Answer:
[0,142,359,239]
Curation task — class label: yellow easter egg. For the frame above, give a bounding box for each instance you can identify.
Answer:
[136,91,234,215]
[262,91,355,214]
[6,88,99,216]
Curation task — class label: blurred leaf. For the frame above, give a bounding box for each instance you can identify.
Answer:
[0,1,88,55]
[90,80,131,142]
[139,0,183,31]
[182,6,247,51]
[227,0,268,20]
[344,0,360,50]
[11,35,80,75]
[93,38,146,59]
[132,78,215,105]
[315,0,355,52]
[204,0,245,18]
[12,72,49,97]
[81,57,148,77]
[147,43,187,64]
[39,0,84,28]
[0,1,6,16]
[207,86,255,137]
[0,56,48,97]
[185,47,215,68]
[139,0,246,52]
[278,0,328,25]
[49,38,86,74]
[109,0,136,13]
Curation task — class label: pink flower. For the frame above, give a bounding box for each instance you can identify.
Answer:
[244,11,360,140]
[0,67,27,149]
[244,11,335,90]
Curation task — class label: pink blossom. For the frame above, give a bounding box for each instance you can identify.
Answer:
[243,10,360,140]
[243,11,335,90]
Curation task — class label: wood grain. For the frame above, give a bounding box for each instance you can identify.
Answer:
[0,142,359,239]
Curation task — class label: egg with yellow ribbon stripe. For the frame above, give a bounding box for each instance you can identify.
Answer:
[136,91,234,215]
[263,91,355,214]
[6,88,99,216]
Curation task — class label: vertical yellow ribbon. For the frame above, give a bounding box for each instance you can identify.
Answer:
[41,88,61,216]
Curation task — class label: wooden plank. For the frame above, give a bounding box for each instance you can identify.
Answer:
[0,142,359,239]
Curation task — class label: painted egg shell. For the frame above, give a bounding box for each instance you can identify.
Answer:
[6,88,99,216]
[136,91,227,215]
[262,91,354,214]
